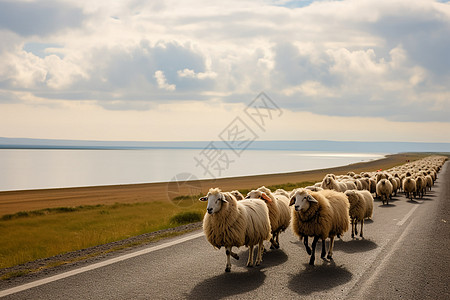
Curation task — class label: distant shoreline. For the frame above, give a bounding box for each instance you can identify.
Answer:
[0,152,432,216]
[1,137,450,153]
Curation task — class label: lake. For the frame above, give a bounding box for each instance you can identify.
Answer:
[0,149,385,191]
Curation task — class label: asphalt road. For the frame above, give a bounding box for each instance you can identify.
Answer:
[1,161,449,299]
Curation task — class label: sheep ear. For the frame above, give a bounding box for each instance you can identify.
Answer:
[199,196,208,202]
[289,196,296,206]
[261,193,272,203]
[307,195,318,203]
[221,194,230,203]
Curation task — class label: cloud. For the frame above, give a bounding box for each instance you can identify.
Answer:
[0,0,85,36]
[154,70,176,91]
[0,0,449,141]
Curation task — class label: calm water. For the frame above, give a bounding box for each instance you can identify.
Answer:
[0,149,385,191]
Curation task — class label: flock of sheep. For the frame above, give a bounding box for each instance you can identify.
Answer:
[199,155,447,272]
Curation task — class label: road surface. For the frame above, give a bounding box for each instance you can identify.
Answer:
[1,162,449,299]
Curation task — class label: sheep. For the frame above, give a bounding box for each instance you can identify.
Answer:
[345,190,373,238]
[376,179,393,205]
[415,176,426,198]
[245,186,291,249]
[402,177,416,201]
[274,188,290,198]
[389,177,398,196]
[321,174,347,192]
[290,188,350,265]
[305,185,324,192]
[425,175,433,191]
[359,178,371,191]
[369,178,377,195]
[376,172,388,182]
[343,180,357,190]
[230,190,245,200]
[200,188,271,272]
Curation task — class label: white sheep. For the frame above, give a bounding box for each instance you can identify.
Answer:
[425,175,433,191]
[200,188,271,272]
[345,190,373,238]
[343,180,357,190]
[245,186,291,249]
[389,177,398,196]
[402,177,416,201]
[305,185,324,192]
[415,176,426,198]
[376,179,393,205]
[230,190,245,200]
[290,188,350,265]
[321,174,347,192]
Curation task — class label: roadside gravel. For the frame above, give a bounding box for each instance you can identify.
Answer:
[0,222,202,289]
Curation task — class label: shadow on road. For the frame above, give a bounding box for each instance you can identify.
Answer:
[288,261,352,295]
[378,203,396,207]
[185,268,266,300]
[335,238,378,253]
[232,247,288,268]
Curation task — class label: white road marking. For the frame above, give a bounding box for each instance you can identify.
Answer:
[0,231,204,298]
[396,204,420,226]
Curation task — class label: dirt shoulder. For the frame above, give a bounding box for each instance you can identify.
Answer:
[0,152,426,216]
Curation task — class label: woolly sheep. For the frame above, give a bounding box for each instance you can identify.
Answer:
[230,190,245,200]
[389,177,398,196]
[200,188,271,272]
[343,181,357,190]
[359,178,371,191]
[321,175,347,193]
[376,172,388,183]
[369,178,377,194]
[425,175,433,191]
[274,188,290,198]
[376,179,393,205]
[345,190,373,238]
[305,185,324,192]
[289,188,350,265]
[402,177,416,201]
[415,176,426,198]
[246,186,291,249]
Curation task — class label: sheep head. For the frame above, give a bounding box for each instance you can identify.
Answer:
[199,188,229,215]
[289,188,318,212]
[245,189,272,203]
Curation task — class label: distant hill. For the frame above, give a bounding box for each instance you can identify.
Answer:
[1,137,450,153]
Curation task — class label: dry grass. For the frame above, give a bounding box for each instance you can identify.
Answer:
[0,201,205,269]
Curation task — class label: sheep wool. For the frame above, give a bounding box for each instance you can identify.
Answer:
[376,179,393,205]
[201,188,271,272]
[290,188,349,265]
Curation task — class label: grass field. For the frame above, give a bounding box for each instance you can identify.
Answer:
[0,201,206,270]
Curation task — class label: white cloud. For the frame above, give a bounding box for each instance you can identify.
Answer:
[154,70,176,91]
[0,0,449,141]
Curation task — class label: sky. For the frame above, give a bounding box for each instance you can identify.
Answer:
[0,0,449,143]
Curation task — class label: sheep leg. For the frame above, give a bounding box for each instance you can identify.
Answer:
[304,236,312,255]
[270,232,278,249]
[351,218,356,238]
[327,236,335,260]
[321,238,326,258]
[225,247,232,272]
[360,219,364,238]
[275,232,280,249]
[247,245,254,267]
[309,236,320,265]
[255,241,264,266]
[354,219,358,236]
